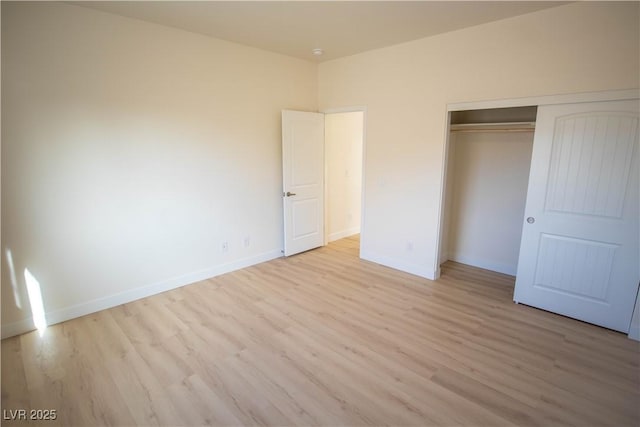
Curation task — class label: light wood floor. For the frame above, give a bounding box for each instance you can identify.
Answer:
[2,236,639,426]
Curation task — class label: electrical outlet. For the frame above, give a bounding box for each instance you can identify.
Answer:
[221,241,229,253]
[406,241,414,251]
[243,236,251,248]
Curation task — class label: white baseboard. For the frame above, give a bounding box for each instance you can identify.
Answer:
[328,227,360,242]
[448,253,517,276]
[360,249,436,280]
[1,317,35,340]
[1,249,282,339]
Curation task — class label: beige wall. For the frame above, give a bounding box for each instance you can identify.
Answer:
[325,112,363,241]
[445,131,533,275]
[318,2,640,278]
[3,1,639,337]
[1,2,317,336]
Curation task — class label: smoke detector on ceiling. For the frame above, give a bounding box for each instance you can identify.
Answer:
[312,48,324,56]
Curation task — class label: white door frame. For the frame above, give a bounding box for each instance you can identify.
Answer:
[321,106,367,258]
[433,89,640,339]
[435,88,640,278]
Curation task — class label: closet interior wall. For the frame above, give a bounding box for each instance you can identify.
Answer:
[441,106,537,276]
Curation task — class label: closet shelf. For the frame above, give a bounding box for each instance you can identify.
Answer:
[450,121,536,133]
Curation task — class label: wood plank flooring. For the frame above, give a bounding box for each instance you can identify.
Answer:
[2,235,639,426]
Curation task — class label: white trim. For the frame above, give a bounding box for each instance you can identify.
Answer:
[328,227,360,242]
[1,318,35,340]
[434,266,441,279]
[447,254,517,277]
[433,108,453,279]
[359,109,368,260]
[361,249,436,281]
[323,115,330,246]
[321,106,368,115]
[629,288,640,341]
[436,89,640,284]
[1,249,282,339]
[447,89,639,112]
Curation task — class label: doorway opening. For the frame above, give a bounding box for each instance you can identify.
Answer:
[281,108,365,257]
[324,110,365,253]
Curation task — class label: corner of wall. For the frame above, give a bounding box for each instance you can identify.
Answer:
[360,249,437,281]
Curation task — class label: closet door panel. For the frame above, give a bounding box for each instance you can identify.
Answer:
[514,99,639,333]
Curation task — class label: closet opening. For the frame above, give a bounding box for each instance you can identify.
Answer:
[439,106,537,277]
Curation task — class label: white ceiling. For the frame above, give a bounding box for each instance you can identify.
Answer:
[74,1,567,62]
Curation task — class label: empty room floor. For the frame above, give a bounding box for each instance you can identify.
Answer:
[2,235,639,426]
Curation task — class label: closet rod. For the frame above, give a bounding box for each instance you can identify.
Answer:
[450,121,535,133]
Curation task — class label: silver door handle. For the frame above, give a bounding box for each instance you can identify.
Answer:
[285,192,296,197]
[526,217,535,224]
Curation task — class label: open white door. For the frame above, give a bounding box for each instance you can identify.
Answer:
[282,110,325,256]
[514,99,639,333]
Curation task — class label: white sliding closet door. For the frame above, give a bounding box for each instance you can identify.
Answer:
[514,99,639,333]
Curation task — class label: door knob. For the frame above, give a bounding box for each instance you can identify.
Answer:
[285,191,296,197]
[526,217,535,224]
